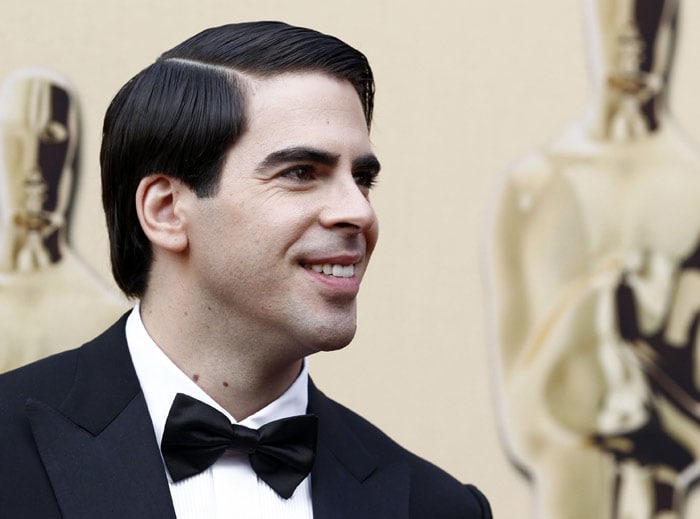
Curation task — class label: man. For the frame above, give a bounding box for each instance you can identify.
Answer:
[0,22,491,518]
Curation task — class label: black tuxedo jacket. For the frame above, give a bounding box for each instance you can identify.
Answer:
[0,316,491,518]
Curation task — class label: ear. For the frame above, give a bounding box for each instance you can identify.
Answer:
[135,174,190,253]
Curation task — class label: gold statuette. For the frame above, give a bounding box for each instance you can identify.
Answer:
[0,68,128,372]
[483,1,700,517]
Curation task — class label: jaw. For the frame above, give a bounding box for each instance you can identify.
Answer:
[291,285,359,354]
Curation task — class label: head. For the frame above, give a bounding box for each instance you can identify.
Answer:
[0,68,78,271]
[584,0,679,95]
[101,21,374,298]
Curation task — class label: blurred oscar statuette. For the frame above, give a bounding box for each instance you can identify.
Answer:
[483,1,700,517]
[0,68,128,372]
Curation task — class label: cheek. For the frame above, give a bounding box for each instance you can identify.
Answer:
[2,132,28,186]
[262,201,317,241]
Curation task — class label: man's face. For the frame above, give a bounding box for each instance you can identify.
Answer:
[185,72,379,355]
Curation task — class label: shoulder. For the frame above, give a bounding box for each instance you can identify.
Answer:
[0,316,131,516]
[0,347,82,512]
[0,313,129,413]
[0,347,81,411]
[309,383,492,518]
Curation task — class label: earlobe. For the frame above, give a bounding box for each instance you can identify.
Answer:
[135,175,190,253]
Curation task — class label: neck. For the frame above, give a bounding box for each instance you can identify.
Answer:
[0,227,66,273]
[139,294,304,421]
[583,83,668,141]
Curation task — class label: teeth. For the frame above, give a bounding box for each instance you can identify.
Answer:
[306,263,355,278]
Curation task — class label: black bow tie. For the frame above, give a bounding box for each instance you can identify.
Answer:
[161,393,318,499]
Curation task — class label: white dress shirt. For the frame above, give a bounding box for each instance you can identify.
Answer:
[125,303,314,519]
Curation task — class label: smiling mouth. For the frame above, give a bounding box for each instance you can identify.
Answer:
[303,263,356,278]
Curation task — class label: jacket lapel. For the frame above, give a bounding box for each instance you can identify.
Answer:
[27,316,176,519]
[308,380,409,519]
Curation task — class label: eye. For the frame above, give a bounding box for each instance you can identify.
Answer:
[279,165,315,182]
[353,169,379,190]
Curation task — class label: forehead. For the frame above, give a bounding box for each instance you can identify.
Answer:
[221,72,373,167]
[243,72,368,136]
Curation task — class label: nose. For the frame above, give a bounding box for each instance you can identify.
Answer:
[319,173,377,235]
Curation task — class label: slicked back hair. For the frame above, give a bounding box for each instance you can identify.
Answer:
[100,21,375,297]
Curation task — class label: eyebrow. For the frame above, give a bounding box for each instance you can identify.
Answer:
[256,146,381,173]
[353,154,381,174]
[256,147,340,171]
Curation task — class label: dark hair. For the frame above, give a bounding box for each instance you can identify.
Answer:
[100,21,375,297]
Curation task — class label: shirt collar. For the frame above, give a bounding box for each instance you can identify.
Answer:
[125,302,309,448]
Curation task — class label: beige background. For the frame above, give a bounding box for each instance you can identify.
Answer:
[3,1,700,516]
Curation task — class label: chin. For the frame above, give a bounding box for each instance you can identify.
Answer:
[307,324,357,353]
